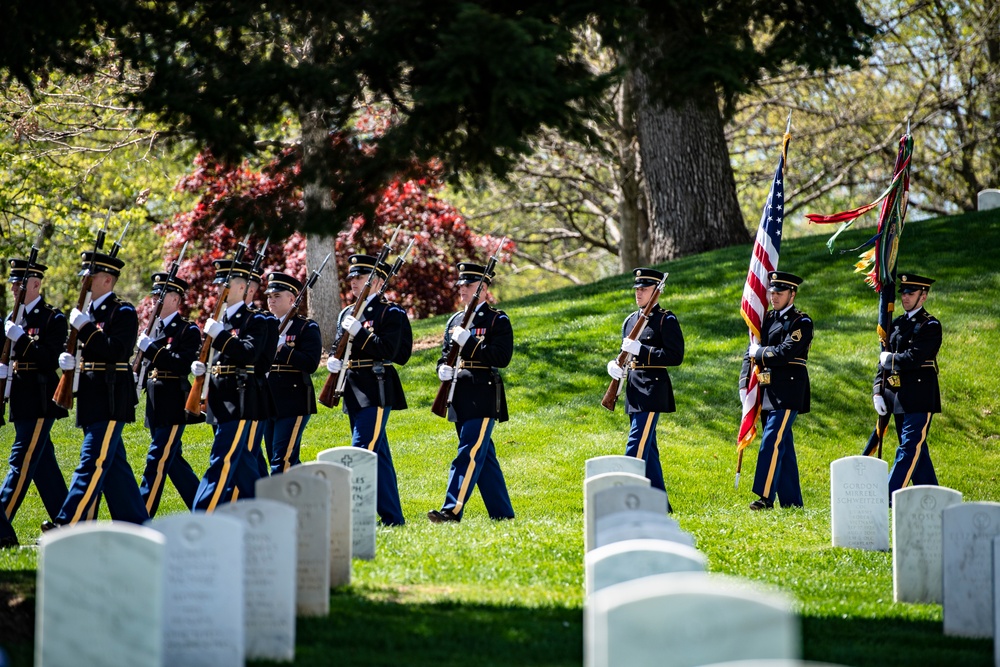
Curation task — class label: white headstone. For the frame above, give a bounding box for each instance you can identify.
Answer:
[586,538,706,595]
[257,473,332,617]
[216,499,298,662]
[151,513,245,667]
[697,662,849,667]
[285,461,353,587]
[994,537,1000,667]
[317,446,377,560]
[585,455,646,479]
[942,501,1000,638]
[830,456,889,551]
[892,485,962,603]
[36,524,166,667]
[584,472,650,552]
[592,485,691,549]
[585,572,799,667]
[978,188,1000,211]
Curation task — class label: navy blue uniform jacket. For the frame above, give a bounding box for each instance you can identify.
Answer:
[621,306,684,415]
[874,308,941,414]
[7,299,69,421]
[438,304,512,422]
[269,315,322,417]
[740,306,812,413]
[139,313,201,428]
[206,304,267,423]
[334,298,411,412]
[75,294,139,426]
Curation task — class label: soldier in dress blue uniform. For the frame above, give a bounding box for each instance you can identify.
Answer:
[189,260,268,512]
[868,273,940,497]
[44,252,148,529]
[134,272,202,516]
[325,254,411,526]
[606,268,684,508]
[227,264,277,499]
[739,271,812,510]
[263,272,322,472]
[427,262,515,523]
[1,259,69,546]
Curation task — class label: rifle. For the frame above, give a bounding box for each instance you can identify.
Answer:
[184,233,251,416]
[1,244,40,421]
[52,209,111,410]
[248,235,270,301]
[601,272,669,412]
[133,241,189,394]
[318,224,402,409]
[430,238,505,419]
[277,252,332,336]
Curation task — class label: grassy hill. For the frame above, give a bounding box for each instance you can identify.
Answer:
[2,210,998,666]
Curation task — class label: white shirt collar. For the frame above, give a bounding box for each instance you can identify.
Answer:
[906,306,923,319]
[90,292,113,310]
[778,304,794,317]
[22,295,42,315]
[225,301,244,320]
[158,311,178,328]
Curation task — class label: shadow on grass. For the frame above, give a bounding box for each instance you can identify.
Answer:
[802,614,993,667]
[0,569,35,666]
[293,586,581,667]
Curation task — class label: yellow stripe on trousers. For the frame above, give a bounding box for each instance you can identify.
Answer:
[70,421,118,525]
[763,411,792,498]
[900,413,931,489]
[635,413,656,460]
[281,416,304,472]
[207,420,248,513]
[145,425,180,514]
[5,419,45,520]
[231,421,259,503]
[365,408,384,451]
[453,419,491,514]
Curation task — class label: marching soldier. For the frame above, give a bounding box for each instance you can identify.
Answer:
[325,254,411,526]
[1,259,69,546]
[428,262,515,523]
[870,273,940,497]
[190,260,267,512]
[134,272,201,516]
[739,271,812,510]
[263,272,322,472]
[606,268,684,509]
[45,252,148,529]
[227,265,277,499]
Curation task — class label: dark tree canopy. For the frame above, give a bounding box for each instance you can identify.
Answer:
[1,0,874,243]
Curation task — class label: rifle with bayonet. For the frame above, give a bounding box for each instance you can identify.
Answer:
[318,225,402,409]
[52,209,112,410]
[1,244,40,422]
[133,241,188,395]
[601,272,669,412]
[184,233,251,416]
[430,237,505,419]
[277,253,332,336]
[248,236,270,300]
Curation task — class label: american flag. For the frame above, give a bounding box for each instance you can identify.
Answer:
[738,132,790,456]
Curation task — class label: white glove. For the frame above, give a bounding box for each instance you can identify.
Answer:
[437,364,454,382]
[191,361,207,377]
[326,357,343,373]
[205,317,224,339]
[621,338,641,355]
[342,315,363,336]
[277,334,287,349]
[879,351,892,366]
[739,388,747,403]
[133,371,140,384]
[58,353,76,371]
[606,359,623,380]
[453,326,472,346]
[69,307,91,331]
[0,363,8,380]
[5,320,24,342]
[137,333,154,351]
[748,343,761,357]
[873,394,888,416]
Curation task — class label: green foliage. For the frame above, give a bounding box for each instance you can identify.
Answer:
[2,211,998,666]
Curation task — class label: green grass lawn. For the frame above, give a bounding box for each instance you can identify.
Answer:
[2,210,998,666]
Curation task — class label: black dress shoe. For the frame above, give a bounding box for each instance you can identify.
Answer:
[749,498,774,511]
[427,509,461,524]
[0,536,19,549]
[40,521,61,533]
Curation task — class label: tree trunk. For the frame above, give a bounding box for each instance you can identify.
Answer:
[616,67,651,271]
[985,0,1000,186]
[631,68,748,262]
[299,108,341,349]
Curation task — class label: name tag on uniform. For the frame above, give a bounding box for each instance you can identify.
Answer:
[756,370,771,386]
